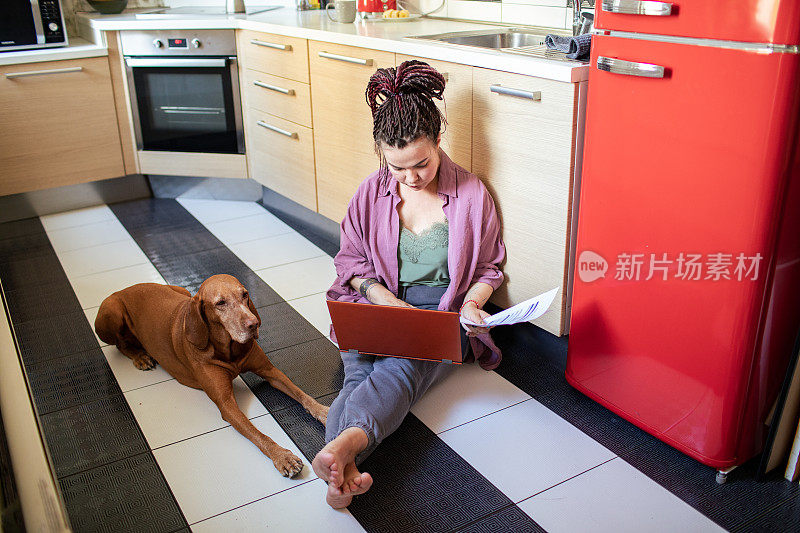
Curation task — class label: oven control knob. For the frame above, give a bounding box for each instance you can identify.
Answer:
[191,38,201,48]
[153,39,164,48]
[48,22,59,32]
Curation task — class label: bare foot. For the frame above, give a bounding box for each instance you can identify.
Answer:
[326,480,352,509]
[342,461,372,496]
[325,462,373,508]
[312,427,368,487]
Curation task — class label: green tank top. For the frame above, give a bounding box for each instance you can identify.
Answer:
[398,220,450,288]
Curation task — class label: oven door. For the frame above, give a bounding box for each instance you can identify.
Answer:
[125,57,244,154]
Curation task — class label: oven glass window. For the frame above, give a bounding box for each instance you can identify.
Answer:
[133,65,238,153]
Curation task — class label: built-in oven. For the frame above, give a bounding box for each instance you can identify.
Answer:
[1,0,67,51]
[122,30,244,155]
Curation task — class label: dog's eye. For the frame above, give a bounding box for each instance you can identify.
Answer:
[242,291,248,299]
[216,300,226,307]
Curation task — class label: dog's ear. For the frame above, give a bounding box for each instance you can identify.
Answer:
[185,294,209,349]
[247,294,262,328]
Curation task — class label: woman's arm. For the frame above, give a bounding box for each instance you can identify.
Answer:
[459,281,494,336]
[349,277,413,308]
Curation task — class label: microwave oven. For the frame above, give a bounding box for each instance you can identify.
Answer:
[1,0,68,52]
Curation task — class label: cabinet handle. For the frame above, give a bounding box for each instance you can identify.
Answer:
[597,56,665,78]
[5,66,83,79]
[489,85,541,101]
[250,39,292,51]
[601,0,672,16]
[257,120,298,139]
[318,51,373,66]
[253,80,295,95]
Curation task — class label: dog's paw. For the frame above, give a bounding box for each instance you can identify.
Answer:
[273,449,304,478]
[132,354,157,371]
[309,403,329,426]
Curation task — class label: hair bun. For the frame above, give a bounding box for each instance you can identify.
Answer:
[395,60,446,100]
[366,60,446,115]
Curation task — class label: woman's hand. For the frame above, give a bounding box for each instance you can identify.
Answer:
[460,301,491,337]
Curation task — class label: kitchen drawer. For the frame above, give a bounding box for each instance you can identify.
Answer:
[237,30,309,83]
[0,56,124,196]
[242,68,312,128]
[247,108,317,212]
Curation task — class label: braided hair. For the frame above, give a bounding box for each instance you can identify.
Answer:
[365,60,446,168]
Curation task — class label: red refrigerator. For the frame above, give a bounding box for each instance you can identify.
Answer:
[567,0,800,477]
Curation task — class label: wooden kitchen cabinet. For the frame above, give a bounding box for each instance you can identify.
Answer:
[238,29,316,209]
[0,56,125,197]
[309,41,395,222]
[472,67,579,336]
[396,55,472,172]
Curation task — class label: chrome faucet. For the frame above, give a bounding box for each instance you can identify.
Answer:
[568,0,596,35]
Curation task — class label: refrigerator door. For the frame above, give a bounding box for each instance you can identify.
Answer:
[596,0,800,44]
[567,34,800,468]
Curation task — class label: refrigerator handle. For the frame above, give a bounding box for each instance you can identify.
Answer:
[601,0,673,16]
[597,56,665,78]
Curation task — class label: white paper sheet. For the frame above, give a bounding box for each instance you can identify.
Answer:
[460,287,560,327]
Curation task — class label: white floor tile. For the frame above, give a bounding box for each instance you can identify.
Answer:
[230,232,326,270]
[411,364,531,433]
[518,458,725,533]
[45,219,131,254]
[125,376,268,449]
[191,478,365,533]
[70,263,166,309]
[256,256,336,301]
[287,292,331,336]
[40,205,116,231]
[438,399,615,502]
[178,198,268,225]
[83,307,107,346]
[154,414,313,524]
[58,240,149,278]
[205,212,293,246]
[102,345,174,393]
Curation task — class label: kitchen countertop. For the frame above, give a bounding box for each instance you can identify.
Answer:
[0,37,108,67]
[1,8,590,82]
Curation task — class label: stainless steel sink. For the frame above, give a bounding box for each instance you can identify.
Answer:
[429,30,547,50]
[406,28,585,63]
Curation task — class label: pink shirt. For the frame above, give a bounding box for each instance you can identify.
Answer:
[327,151,506,369]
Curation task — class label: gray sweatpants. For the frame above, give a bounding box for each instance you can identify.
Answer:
[325,285,468,463]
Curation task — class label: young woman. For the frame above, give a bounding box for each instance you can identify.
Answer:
[312,60,506,508]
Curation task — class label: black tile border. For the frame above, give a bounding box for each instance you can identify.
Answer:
[115,198,546,533]
[0,215,188,532]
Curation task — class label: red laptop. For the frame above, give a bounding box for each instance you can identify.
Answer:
[326,300,463,364]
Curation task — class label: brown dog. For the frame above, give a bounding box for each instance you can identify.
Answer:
[95,274,328,477]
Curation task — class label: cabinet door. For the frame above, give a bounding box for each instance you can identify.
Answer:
[472,67,577,335]
[0,57,124,196]
[396,55,472,172]
[247,109,317,212]
[309,41,395,222]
